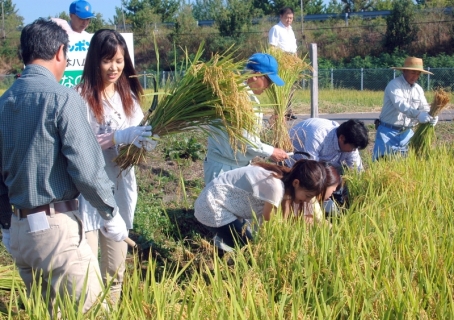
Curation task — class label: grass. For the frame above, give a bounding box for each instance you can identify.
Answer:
[2,143,454,318]
[1,89,454,318]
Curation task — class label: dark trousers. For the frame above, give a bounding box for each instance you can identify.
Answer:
[205,219,253,248]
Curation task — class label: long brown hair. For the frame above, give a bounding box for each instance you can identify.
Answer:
[253,159,326,202]
[77,29,143,123]
[320,161,341,201]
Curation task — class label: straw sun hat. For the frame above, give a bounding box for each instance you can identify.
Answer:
[391,57,433,75]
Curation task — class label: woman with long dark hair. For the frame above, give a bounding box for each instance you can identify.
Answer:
[194,159,326,250]
[76,29,157,304]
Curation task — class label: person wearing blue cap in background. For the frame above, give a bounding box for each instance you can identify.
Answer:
[52,0,95,34]
[203,53,289,186]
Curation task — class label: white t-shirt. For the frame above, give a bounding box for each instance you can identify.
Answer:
[51,18,89,34]
[268,21,297,54]
[194,166,285,228]
[79,92,143,231]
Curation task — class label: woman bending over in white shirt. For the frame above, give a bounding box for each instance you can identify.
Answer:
[194,159,326,251]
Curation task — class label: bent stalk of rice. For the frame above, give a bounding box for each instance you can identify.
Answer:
[264,47,312,152]
[114,45,257,171]
[410,88,450,157]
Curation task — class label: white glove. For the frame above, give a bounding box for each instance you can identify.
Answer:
[429,115,439,126]
[139,134,159,152]
[1,229,11,253]
[417,112,431,124]
[100,213,128,242]
[114,125,152,148]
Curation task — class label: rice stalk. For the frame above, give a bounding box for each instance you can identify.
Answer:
[410,88,450,157]
[264,47,312,151]
[114,44,257,171]
[0,264,24,291]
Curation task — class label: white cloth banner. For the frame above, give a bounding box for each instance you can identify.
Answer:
[60,33,134,88]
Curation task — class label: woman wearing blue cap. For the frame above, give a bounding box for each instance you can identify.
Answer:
[203,53,289,185]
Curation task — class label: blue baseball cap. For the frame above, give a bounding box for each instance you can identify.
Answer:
[69,0,95,19]
[246,53,285,86]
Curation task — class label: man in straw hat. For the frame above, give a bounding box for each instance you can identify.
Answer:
[373,56,438,160]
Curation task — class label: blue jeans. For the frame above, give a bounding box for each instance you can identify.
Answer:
[204,219,253,248]
[373,125,414,161]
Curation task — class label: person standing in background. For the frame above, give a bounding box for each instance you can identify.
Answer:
[52,0,95,34]
[268,7,298,120]
[269,7,298,55]
[0,18,128,315]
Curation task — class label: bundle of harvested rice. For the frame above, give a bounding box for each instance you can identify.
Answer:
[410,88,450,156]
[264,47,312,152]
[114,46,257,170]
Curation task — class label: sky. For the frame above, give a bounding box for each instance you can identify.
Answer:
[13,0,333,25]
[13,0,123,25]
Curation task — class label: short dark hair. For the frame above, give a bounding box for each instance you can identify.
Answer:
[20,18,69,65]
[336,119,369,150]
[279,7,294,16]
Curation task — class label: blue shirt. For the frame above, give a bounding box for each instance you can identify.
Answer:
[0,64,117,227]
[286,117,363,171]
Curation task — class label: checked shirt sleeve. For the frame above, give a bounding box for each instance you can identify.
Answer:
[57,91,118,220]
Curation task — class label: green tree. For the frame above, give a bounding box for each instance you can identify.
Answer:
[192,0,223,20]
[374,0,395,10]
[150,0,179,22]
[305,0,325,14]
[417,0,454,7]
[0,0,23,72]
[1,0,18,15]
[384,0,418,52]
[340,0,375,12]
[110,6,128,30]
[123,0,160,33]
[86,13,106,33]
[325,0,343,13]
[215,0,256,38]
[56,11,70,21]
[1,0,23,38]
[169,3,197,43]
[251,0,273,15]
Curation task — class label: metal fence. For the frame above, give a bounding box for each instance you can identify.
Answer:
[302,68,454,91]
[138,68,454,92]
[2,68,454,92]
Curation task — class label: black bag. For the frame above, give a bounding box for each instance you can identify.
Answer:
[374,119,380,130]
[331,185,349,208]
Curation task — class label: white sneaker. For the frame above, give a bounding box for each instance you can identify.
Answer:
[213,235,234,252]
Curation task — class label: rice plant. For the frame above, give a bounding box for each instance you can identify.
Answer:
[114,44,258,171]
[3,145,454,319]
[264,47,312,151]
[410,88,451,157]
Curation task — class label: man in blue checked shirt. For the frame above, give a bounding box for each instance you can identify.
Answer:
[286,118,369,215]
[0,18,127,315]
[286,118,369,173]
